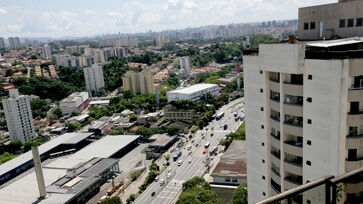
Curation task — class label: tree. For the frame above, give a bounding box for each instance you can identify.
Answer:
[66,122,82,132]
[129,114,137,122]
[105,197,122,204]
[123,90,134,100]
[6,141,22,153]
[109,126,125,135]
[23,141,39,152]
[167,73,180,87]
[30,99,50,119]
[166,125,180,135]
[177,177,218,204]
[126,194,136,204]
[5,69,14,77]
[71,111,81,117]
[53,108,63,118]
[229,183,247,204]
[135,127,153,138]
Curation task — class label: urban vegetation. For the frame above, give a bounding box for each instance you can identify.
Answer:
[220,122,245,148]
[176,177,219,204]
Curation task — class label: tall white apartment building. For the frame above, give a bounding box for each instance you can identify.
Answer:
[0,37,5,49]
[8,37,20,50]
[179,56,191,76]
[2,89,36,143]
[83,64,105,92]
[244,38,363,203]
[41,44,52,60]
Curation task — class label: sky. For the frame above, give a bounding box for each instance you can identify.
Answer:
[0,0,336,38]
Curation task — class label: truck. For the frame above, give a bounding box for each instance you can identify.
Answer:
[204,142,210,148]
[216,112,225,120]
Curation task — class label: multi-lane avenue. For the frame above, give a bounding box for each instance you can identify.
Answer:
[134,97,245,204]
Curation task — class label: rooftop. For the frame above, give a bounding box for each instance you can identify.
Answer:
[167,83,218,95]
[211,140,246,179]
[306,37,363,48]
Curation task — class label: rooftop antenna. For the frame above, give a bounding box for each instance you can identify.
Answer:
[32,146,46,199]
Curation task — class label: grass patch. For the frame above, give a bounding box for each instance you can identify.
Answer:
[130,170,143,181]
[220,121,245,149]
[0,152,19,165]
[157,116,165,122]
[190,125,199,133]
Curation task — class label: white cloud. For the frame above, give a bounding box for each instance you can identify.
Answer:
[0,8,7,14]
[84,9,96,14]
[7,24,21,32]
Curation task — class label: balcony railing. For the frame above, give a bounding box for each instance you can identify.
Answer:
[270,97,280,102]
[270,116,280,122]
[256,167,363,204]
[284,159,302,167]
[285,176,303,185]
[271,133,280,140]
[271,151,280,159]
[284,140,303,148]
[284,121,303,127]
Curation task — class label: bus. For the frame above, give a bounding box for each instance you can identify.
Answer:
[215,112,225,120]
[173,151,182,161]
[209,146,217,156]
[204,142,210,148]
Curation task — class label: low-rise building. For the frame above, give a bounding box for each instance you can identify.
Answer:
[59,92,89,114]
[211,140,247,185]
[163,104,201,124]
[166,83,219,102]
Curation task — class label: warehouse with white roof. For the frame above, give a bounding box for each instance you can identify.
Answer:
[166,83,219,102]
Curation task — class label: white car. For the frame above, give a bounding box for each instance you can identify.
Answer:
[188,159,192,164]
[167,168,172,172]
[167,173,171,179]
[155,176,159,182]
[160,179,165,186]
[178,160,183,166]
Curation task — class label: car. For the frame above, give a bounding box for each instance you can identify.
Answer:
[203,150,206,154]
[211,156,214,161]
[178,160,183,166]
[167,173,171,179]
[191,139,195,143]
[188,151,192,156]
[167,168,172,173]
[210,133,214,137]
[155,176,159,182]
[160,179,165,186]
[151,192,156,197]
[188,159,192,164]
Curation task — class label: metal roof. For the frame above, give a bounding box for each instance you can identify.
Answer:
[167,83,218,95]
[306,37,363,48]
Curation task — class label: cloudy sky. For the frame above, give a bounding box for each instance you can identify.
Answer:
[0,0,335,38]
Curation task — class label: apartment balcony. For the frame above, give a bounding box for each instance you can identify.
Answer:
[346,157,363,172]
[270,80,280,92]
[271,151,281,167]
[284,141,303,157]
[270,118,280,131]
[348,87,363,101]
[271,184,281,196]
[283,103,303,117]
[346,134,363,149]
[347,111,363,127]
[284,176,302,190]
[283,123,303,137]
[271,168,281,185]
[270,99,280,112]
[284,160,303,176]
[283,83,303,96]
[271,134,280,149]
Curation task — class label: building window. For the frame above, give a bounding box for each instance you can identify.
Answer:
[260,70,263,74]
[262,192,266,196]
[306,161,311,166]
[310,22,316,30]
[225,178,231,182]
[262,142,265,146]
[262,176,265,180]
[307,97,312,103]
[262,159,265,163]
[261,125,264,129]
[307,140,311,145]
[260,88,263,93]
[339,19,346,28]
[348,19,354,27]
[261,107,264,111]
[308,75,312,80]
[304,22,309,30]
[307,119,312,124]
[232,178,238,182]
[357,18,363,27]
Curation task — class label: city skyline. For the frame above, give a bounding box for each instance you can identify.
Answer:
[0,0,335,38]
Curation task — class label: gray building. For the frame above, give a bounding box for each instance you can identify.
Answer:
[83,64,105,92]
[299,0,363,40]
[2,89,36,143]
[0,37,5,49]
[41,44,52,60]
[8,37,20,49]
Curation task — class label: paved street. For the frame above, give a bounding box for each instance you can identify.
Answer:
[134,98,245,204]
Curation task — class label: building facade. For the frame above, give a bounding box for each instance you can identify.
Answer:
[179,56,191,75]
[41,44,52,60]
[163,104,201,124]
[244,38,363,203]
[8,37,20,50]
[166,84,219,102]
[0,37,5,49]
[59,92,89,114]
[83,64,105,92]
[299,0,363,40]
[2,89,36,143]
[122,70,155,94]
